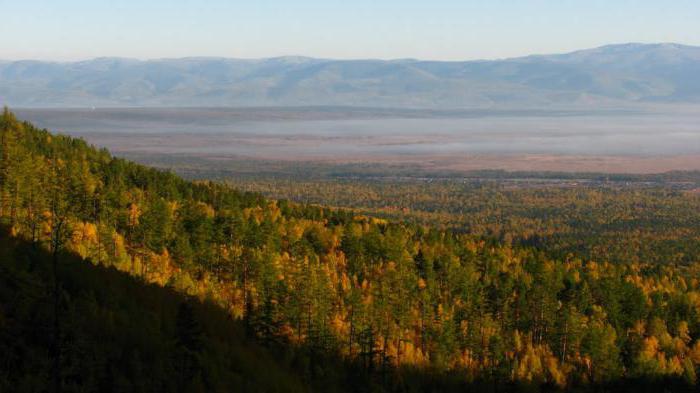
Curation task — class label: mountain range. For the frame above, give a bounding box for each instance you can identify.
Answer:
[2,43,700,108]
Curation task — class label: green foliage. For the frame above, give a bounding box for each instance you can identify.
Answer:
[232,177,700,266]
[0,230,310,392]
[1,109,700,391]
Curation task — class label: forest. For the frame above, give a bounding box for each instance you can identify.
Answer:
[1,108,700,392]
[231,177,700,266]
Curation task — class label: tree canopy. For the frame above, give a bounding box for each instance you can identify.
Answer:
[1,108,699,392]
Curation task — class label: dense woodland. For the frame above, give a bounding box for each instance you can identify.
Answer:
[1,108,700,392]
[232,178,700,266]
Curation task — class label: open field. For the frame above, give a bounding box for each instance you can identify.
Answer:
[14,106,700,173]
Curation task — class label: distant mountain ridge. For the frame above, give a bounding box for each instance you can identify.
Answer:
[2,43,700,108]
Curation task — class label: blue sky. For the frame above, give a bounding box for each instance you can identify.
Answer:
[2,0,699,61]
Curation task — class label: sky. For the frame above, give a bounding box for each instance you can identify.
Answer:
[1,0,699,61]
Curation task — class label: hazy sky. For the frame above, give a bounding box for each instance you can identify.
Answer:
[2,0,699,61]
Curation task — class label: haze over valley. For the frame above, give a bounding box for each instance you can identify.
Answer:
[5,43,700,174]
[13,105,700,174]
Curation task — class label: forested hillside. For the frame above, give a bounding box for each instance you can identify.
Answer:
[0,229,312,392]
[1,108,700,391]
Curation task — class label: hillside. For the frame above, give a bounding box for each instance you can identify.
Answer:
[2,43,700,108]
[1,109,700,391]
[0,229,311,392]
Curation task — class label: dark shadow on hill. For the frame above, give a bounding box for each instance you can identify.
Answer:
[0,227,695,393]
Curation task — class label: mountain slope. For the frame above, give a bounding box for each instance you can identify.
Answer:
[1,110,700,391]
[0,229,311,392]
[1,43,699,108]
